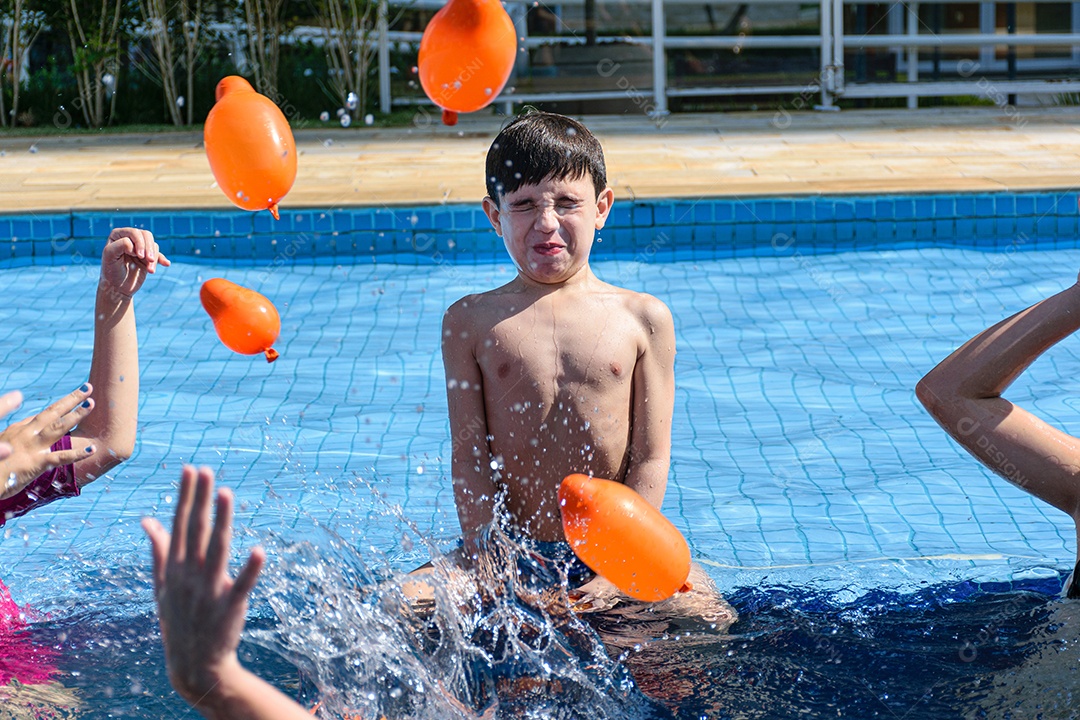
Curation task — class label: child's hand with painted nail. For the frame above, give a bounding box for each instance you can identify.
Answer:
[99,227,172,298]
[0,384,97,501]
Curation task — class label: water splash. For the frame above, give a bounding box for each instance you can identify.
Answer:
[249,522,671,719]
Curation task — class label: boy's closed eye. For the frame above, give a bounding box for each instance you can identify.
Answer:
[508,198,585,215]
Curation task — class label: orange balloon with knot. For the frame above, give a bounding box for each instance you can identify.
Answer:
[417,0,517,126]
[200,278,281,362]
[559,474,693,602]
[204,76,296,220]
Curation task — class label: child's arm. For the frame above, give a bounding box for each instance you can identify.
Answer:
[916,278,1080,519]
[624,295,677,510]
[142,466,313,720]
[442,299,498,557]
[71,228,170,484]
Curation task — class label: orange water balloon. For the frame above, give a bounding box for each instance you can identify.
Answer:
[559,474,692,602]
[204,76,296,220]
[200,278,281,362]
[418,0,517,125]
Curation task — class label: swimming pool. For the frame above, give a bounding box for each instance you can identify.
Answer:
[3,192,1080,718]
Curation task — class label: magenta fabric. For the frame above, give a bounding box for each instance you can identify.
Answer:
[0,435,79,527]
[0,578,59,685]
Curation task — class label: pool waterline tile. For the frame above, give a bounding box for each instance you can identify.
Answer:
[2,191,1078,265]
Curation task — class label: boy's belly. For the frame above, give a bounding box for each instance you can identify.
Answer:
[491,427,631,542]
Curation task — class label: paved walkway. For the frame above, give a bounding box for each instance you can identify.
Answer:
[0,107,1077,213]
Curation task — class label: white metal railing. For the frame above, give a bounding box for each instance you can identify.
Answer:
[376,0,1080,115]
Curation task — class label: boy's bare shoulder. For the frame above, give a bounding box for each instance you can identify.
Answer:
[443,284,518,331]
[603,283,674,331]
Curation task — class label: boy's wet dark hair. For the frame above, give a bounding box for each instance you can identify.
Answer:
[485,110,607,204]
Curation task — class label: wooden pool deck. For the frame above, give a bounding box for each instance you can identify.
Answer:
[0,107,1077,214]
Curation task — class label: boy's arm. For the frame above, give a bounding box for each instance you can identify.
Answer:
[443,300,497,556]
[142,466,313,720]
[624,296,676,510]
[72,228,169,484]
[916,279,1080,518]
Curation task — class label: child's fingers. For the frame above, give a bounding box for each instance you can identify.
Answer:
[44,444,95,468]
[103,235,135,263]
[0,442,11,461]
[231,546,266,605]
[205,487,234,582]
[169,466,198,565]
[184,466,215,565]
[0,390,23,420]
[107,228,154,260]
[32,384,93,433]
[157,251,172,268]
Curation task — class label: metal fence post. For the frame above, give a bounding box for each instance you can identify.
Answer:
[906,0,919,108]
[820,0,834,106]
[652,0,669,117]
[378,0,391,115]
[832,0,845,96]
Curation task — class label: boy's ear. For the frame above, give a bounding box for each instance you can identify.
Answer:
[482,196,503,236]
[594,187,615,230]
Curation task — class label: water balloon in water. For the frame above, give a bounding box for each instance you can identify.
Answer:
[559,473,692,601]
[200,278,281,362]
[417,0,517,126]
[203,76,297,220]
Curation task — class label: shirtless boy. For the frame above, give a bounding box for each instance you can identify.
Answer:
[410,110,729,617]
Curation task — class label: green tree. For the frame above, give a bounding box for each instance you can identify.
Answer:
[0,0,43,127]
[51,0,127,127]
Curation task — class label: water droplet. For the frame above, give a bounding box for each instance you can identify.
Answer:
[340,114,352,128]
[320,110,330,122]
[346,91,359,110]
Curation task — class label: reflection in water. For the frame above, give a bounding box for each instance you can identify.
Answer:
[964,598,1080,719]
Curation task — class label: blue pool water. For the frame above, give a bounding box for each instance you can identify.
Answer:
[4,237,1080,717]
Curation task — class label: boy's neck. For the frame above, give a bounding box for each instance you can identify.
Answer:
[514,263,596,292]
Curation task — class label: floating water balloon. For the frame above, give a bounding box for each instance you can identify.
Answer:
[417,0,517,126]
[203,76,296,220]
[559,473,692,602]
[200,278,281,362]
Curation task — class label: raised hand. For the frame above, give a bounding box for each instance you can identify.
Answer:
[0,384,96,500]
[142,466,264,707]
[99,227,172,298]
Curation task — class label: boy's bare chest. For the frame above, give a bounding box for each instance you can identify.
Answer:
[475,314,640,390]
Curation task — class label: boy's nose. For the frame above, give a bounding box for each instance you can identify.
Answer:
[533,205,560,231]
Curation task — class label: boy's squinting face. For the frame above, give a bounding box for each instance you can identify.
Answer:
[483,173,613,285]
